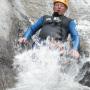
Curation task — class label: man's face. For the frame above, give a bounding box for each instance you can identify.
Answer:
[53,2,67,15]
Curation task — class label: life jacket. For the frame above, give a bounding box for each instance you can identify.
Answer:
[39,14,72,42]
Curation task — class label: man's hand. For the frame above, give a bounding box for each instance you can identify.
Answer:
[18,37,29,45]
[68,49,80,59]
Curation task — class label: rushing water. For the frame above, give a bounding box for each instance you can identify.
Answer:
[8,32,90,90]
[7,0,90,90]
[0,0,90,90]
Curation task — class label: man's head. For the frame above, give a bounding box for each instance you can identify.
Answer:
[53,0,68,15]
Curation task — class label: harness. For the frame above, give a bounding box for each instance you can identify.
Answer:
[39,14,72,42]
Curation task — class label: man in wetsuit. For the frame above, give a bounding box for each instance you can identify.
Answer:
[19,0,80,59]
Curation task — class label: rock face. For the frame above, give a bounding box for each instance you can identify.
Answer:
[0,0,17,89]
[0,0,13,40]
[13,0,52,19]
[79,62,90,87]
[0,38,17,89]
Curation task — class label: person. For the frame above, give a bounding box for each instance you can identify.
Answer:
[19,0,80,59]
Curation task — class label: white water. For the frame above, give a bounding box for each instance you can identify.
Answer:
[8,34,90,90]
[7,0,90,90]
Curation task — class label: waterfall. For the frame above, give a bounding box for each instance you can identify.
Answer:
[0,0,90,90]
[8,38,90,90]
[8,0,90,90]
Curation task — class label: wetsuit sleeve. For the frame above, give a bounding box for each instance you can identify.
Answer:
[24,16,44,40]
[69,20,80,50]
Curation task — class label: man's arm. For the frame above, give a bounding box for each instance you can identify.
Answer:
[69,20,80,51]
[24,16,44,40]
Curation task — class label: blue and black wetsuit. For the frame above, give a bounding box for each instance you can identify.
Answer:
[24,14,80,50]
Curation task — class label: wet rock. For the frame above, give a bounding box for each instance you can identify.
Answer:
[0,38,17,89]
[0,64,17,89]
[76,62,90,87]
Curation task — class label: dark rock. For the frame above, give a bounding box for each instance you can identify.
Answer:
[79,62,90,87]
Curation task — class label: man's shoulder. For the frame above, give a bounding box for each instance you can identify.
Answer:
[63,15,72,21]
[64,16,77,25]
[42,15,53,22]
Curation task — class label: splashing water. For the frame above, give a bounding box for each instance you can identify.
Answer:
[8,0,90,89]
[8,36,90,90]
